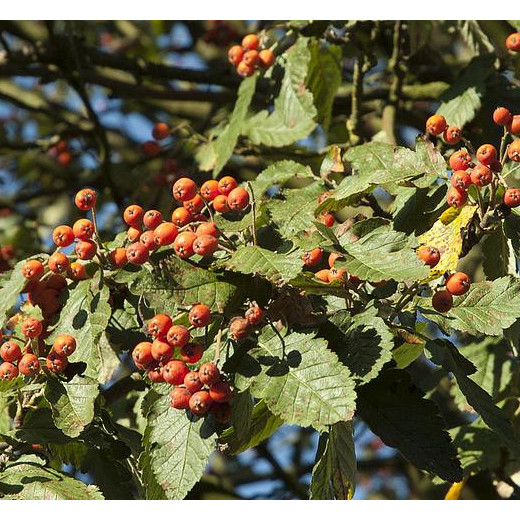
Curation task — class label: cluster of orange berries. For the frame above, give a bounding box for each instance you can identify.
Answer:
[303,248,361,286]
[0,319,76,381]
[132,306,233,423]
[426,110,520,210]
[506,32,520,52]
[121,175,249,266]
[228,34,275,77]
[47,139,72,167]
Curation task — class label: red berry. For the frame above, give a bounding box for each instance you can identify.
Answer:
[142,140,160,158]
[193,234,219,257]
[476,144,497,166]
[72,219,94,240]
[57,151,72,167]
[166,325,191,348]
[126,242,149,265]
[189,390,213,415]
[227,187,250,210]
[200,180,220,201]
[242,49,259,67]
[213,195,230,213]
[46,351,68,373]
[21,317,43,338]
[52,334,76,357]
[209,380,233,403]
[508,140,520,162]
[153,222,179,246]
[196,221,220,238]
[302,248,323,267]
[449,150,473,171]
[183,195,205,215]
[446,187,467,208]
[184,371,204,393]
[132,341,154,369]
[470,164,493,187]
[48,252,70,274]
[180,343,204,364]
[242,34,260,51]
[318,212,335,227]
[173,231,197,259]
[0,341,22,363]
[228,45,244,66]
[417,246,440,267]
[126,226,142,243]
[123,205,144,228]
[188,304,211,328]
[140,230,159,251]
[151,338,174,363]
[508,115,520,136]
[245,306,264,326]
[237,63,254,77]
[18,353,40,377]
[425,115,447,135]
[504,188,520,208]
[143,210,163,230]
[218,176,237,195]
[147,364,165,383]
[173,178,198,202]
[432,291,453,313]
[170,387,192,409]
[506,32,520,52]
[443,126,462,145]
[109,248,128,268]
[148,314,173,338]
[229,317,250,340]
[152,122,170,141]
[75,240,97,261]
[493,107,512,126]
[446,272,471,296]
[22,260,45,280]
[0,361,18,381]
[68,262,89,281]
[162,360,189,385]
[171,207,193,227]
[450,171,471,191]
[198,362,220,386]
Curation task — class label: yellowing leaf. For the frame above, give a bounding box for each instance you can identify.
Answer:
[418,205,477,280]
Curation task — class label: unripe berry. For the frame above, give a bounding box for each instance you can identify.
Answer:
[148,314,172,338]
[245,305,264,326]
[476,144,497,166]
[493,107,512,126]
[193,234,219,257]
[425,115,447,135]
[143,209,163,230]
[152,122,170,141]
[0,341,22,363]
[22,259,44,280]
[198,362,220,386]
[508,140,520,162]
[188,304,211,328]
[218,176,237,195]
[443,126,462,145]
[18,353,40,376]
[189,390,213,415]
[229,317,250,340]
[315,269,330,283]
[170,387,192,409]
[72,219,94,240]
[417,246,440,267]
[184,371,204,393]
[450,171,471,191]
[446,272,471,296]
[109,248,128,268]
[302,248,323,267]
[213,195,230,213]
[21,317,43,338]
[123,205,144,228]
[46,351,68,373]
[446,187,467,208]
[196,221,220,238]
[153,222,179,247]
[173,178,198,202]
[75,189,97,211]
[151,338,174,363]
[258,49,275,69]
[432,290,453,313]
[126,243,149,265]
[171,207,193,227]
[49,252,70,274]
[470,164,493,187]
[0,361,18,381]
[132,342,154,368]
[228,45,244,66]
[173,231,197,259]
[209,380,233,403]
[504,188,520,208]
[180,343,204,364]
[162,360,189,385]
[242,34,260,51]
[506,32,520,52]
[200,180,220,201]
[53,334,76,356]
[75,240,97,261]
[449,150,473,171]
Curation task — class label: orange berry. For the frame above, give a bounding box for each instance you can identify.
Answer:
[302,248,323,267]
[109,248,128,268]
[449,150,473,171]
[417,246,440,267]
[49,252,70,274]
[152,122,170,140]
[426,115,447,135]
[142,140,160,158]
[75,188,97,211]
[72,219,94,240]
[153,222,179,246]
[507,140,520,162]
[242,49,259,67]
[196,221,220,238]
[443,126,461,145]
[227,187,250,210]
[470,164,493,187]
[173,231,197,258]
[506,32,520,52]
[450,171,471,191]
[53,334,76,356]
[228,45,244,66]
[18,353,40,376]
[476,144,497,166]
[237,61,254,77]
[21,317,43,338]
[126,243,149,265]
[508,115,520,136]
[504,188,520,208]
[328,268,348,283]
[446,272,471,296]
[315,269,330,283]
[218,176,238,195]
[200,180,220,201]
[75,240,97,261]
[52,225,75,247]
[22,260,44,280]
[183,194,205,215]
[68,262,89,280]
[258,49,275,68]
[171,207,193,227]
[188,304,211,328]
[143,209,163,230]
[123,205,144,228]
[446,187,467,208]
[328,252,343,268]
[126,226,142,243]
[493,107,512,126]
[213,195,230,213]
[242,34,260,51]
[173,178,198,202]
[193,234,219,257]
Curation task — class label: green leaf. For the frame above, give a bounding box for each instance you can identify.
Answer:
[250,160,315,196]
[0,259,27,323]
[141,392,217,500]
[13,408,71,444]
[196,75,257,174]
[218,399,283,455]
[223,245,302,285]
[426,339,520,459]
[482,227,516,280]
[235,327,356,430]
[0,455,104,500]
[436,55,494,128]
[504,211,520,258]
[268,182,325,236]
[241,37,317,146]
[418,276,520,336]
[357,369,463,482]
[44,375,99,438]
[322,310,394,383]
[310,421,356,500]
[335,225,429,282]
[290,272,353,298]
[307,41,342,130]
[392,342,424,369]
